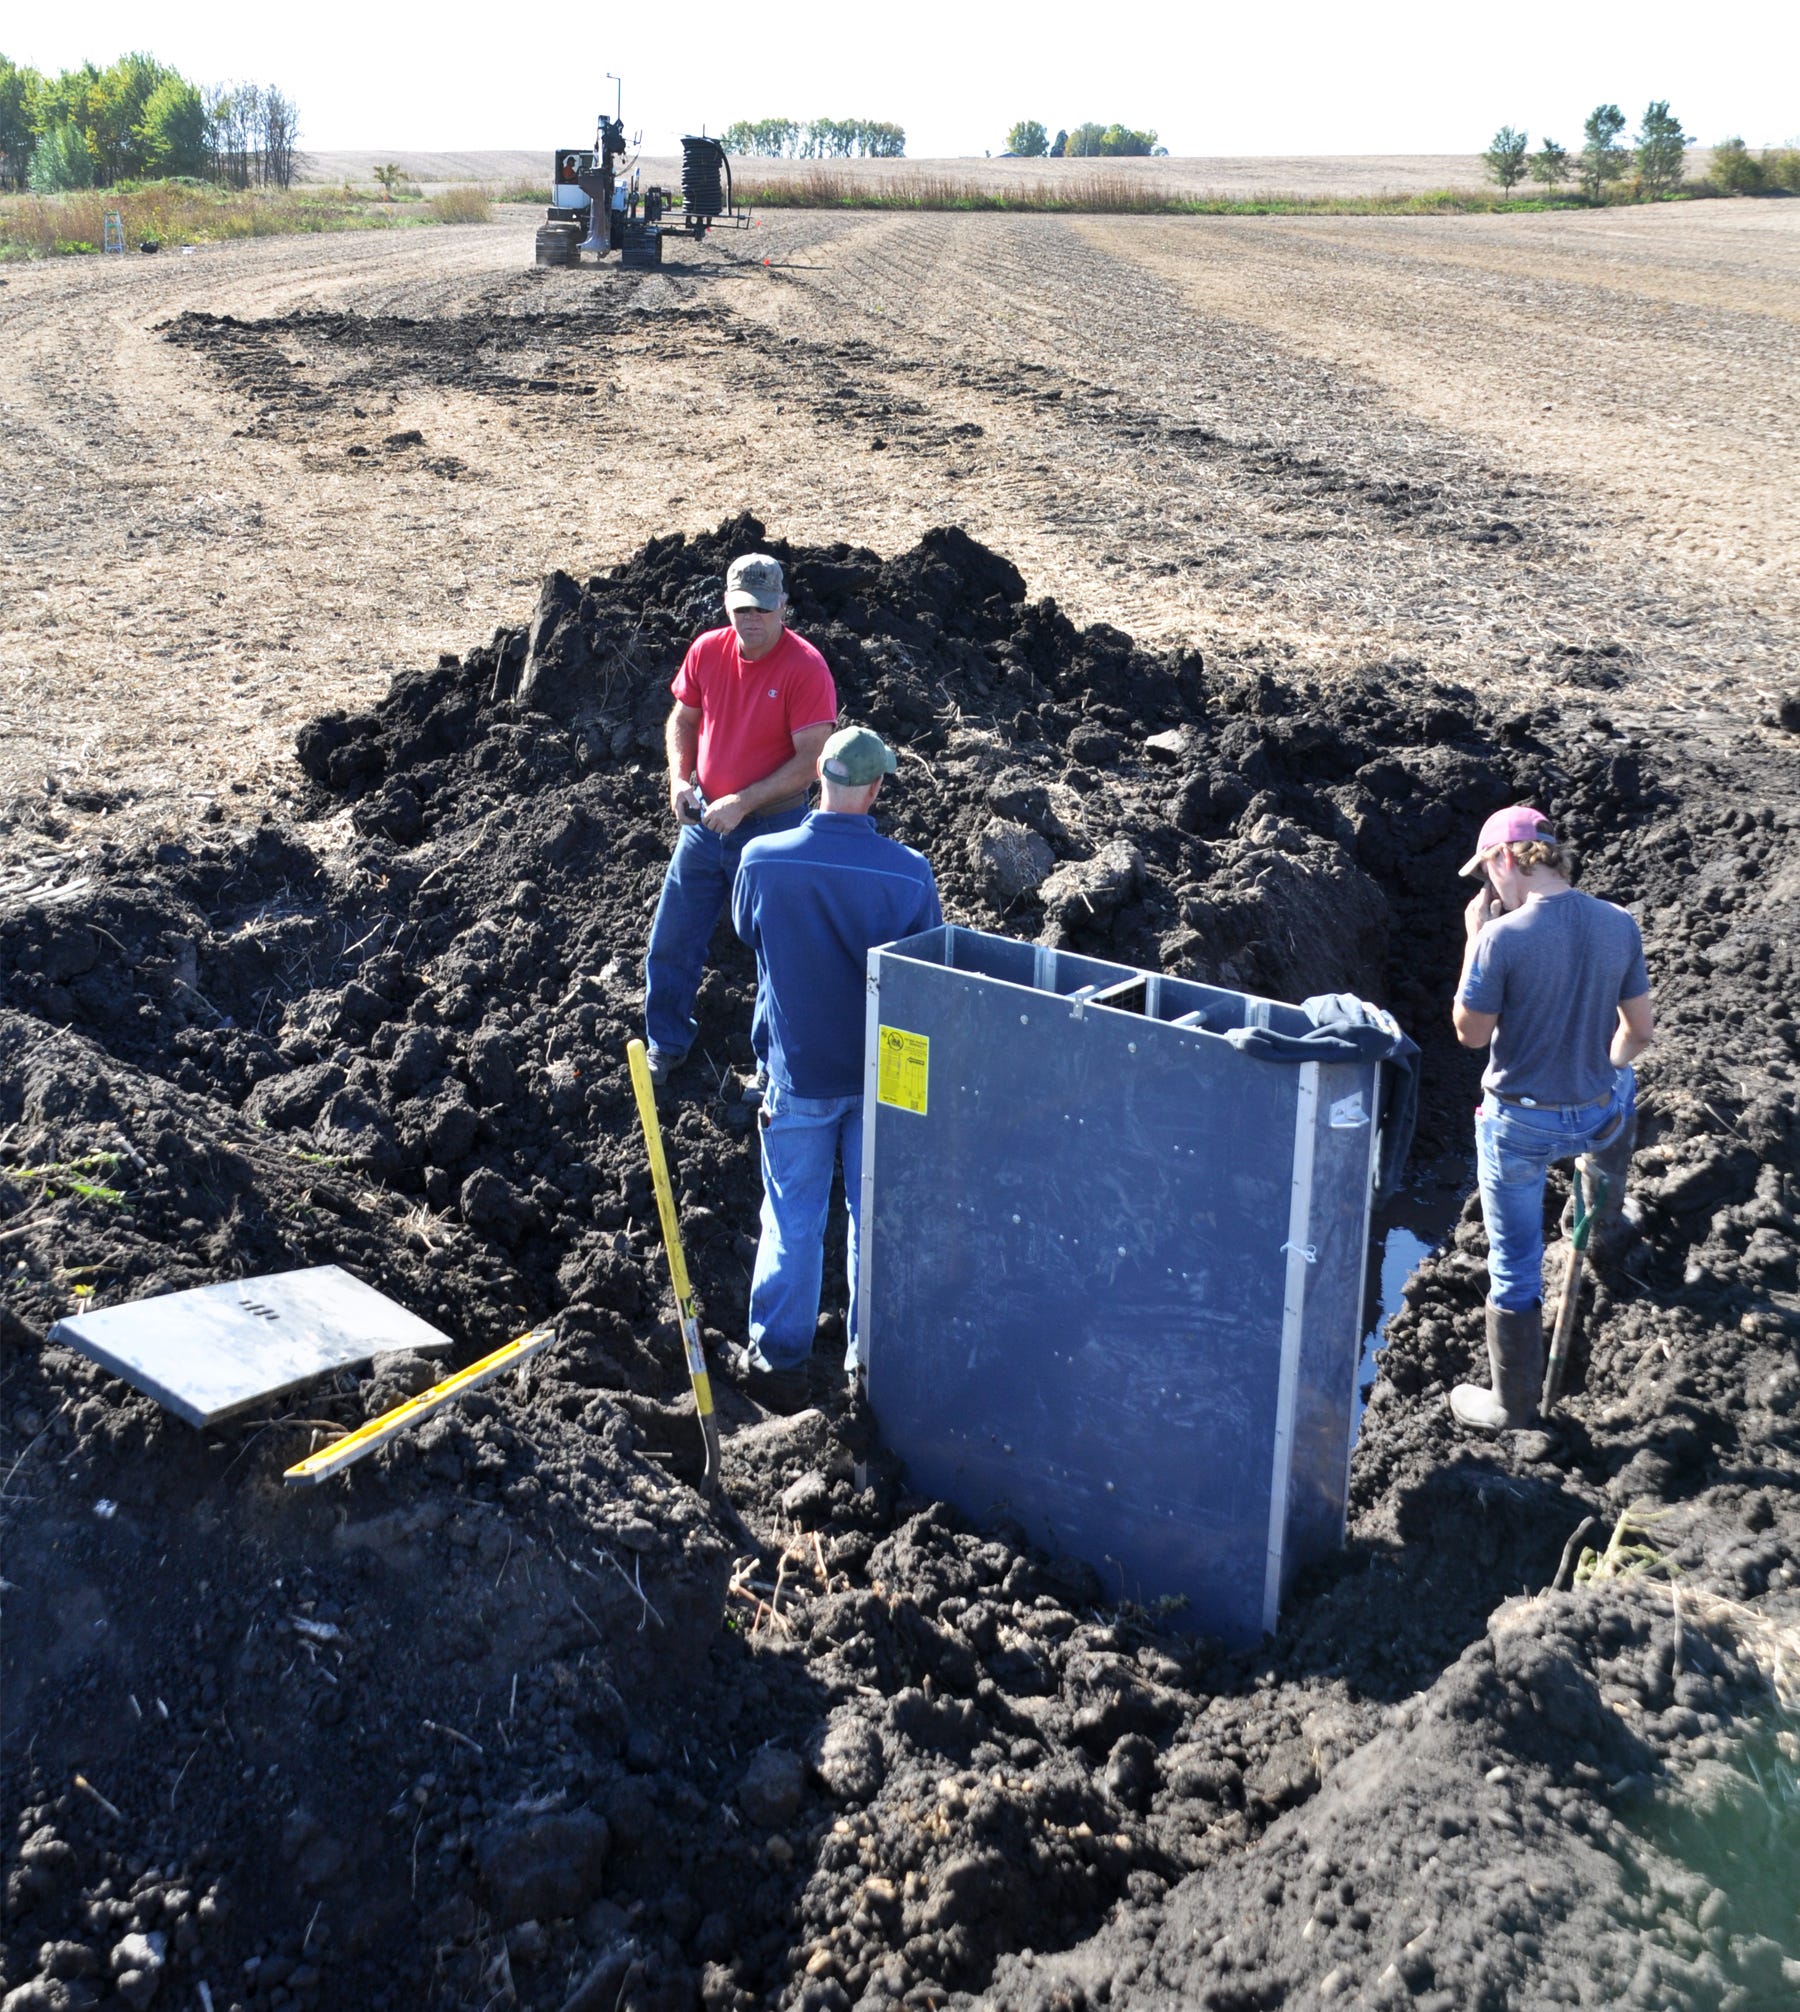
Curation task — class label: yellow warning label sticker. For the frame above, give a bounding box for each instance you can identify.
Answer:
[876,1025,930,1115]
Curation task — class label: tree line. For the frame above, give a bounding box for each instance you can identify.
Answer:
[0,51,298,193]
[1004,121,1164,158]
[719,118,905,160]
[1479,100,1799,201]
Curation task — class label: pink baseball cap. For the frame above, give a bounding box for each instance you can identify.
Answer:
[1459,805,1558,877]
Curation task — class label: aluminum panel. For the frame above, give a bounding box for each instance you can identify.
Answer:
[865,925,1378,1644]
[48,1265,452,1427]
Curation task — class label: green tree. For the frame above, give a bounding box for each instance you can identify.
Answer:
[722,117,795,157]
[28,118,92,191]
[1064,121,1105,157]
[1708,136,1764,192]
[809,117,853,157]
[1635,100,1689,197]
[1483,124,1529,192]
[1006,119,1047,157]
[88,51,172,182]
[0,55,43,190]
[1527,139,1569,190]
[1579,103,1628,200]
[1050,128,1067,157]
[33,63,101,164]
[1098,123,1156,156]
[138,74,208,178]
[371,160,405,200]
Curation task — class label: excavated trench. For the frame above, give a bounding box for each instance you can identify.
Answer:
[2,520,1797,2012]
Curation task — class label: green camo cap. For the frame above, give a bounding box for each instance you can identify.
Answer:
[724,552,785,611]
[821,725,898,786]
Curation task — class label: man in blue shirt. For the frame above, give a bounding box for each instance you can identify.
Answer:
[731,725,942,1401]
[1450,805,1655,1431]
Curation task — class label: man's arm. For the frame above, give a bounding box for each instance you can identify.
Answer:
[1453,1002,1497,1050]
[665,703,702,823]
[1452,885,1501,1048]
[703,721,835,835]
[1612,991,1655,1067]
[730,856,759,948]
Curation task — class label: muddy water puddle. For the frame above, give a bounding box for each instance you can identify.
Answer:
[1356,1154,1470,1429]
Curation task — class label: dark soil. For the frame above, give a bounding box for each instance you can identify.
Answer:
[157,302,1561,555]
[3,519,1796,2012]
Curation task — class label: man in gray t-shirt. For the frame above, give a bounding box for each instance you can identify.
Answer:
[1448,806,1655,1431]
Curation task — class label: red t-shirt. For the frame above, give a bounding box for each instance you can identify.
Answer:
[671,627,838,800]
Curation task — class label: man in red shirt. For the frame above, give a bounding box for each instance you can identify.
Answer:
[643,553,838,1085]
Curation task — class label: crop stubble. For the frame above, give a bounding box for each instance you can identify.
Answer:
[1,199,1795,876]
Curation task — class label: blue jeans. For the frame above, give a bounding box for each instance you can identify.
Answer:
[643,807,806,1058]
[1476,1067,1636,1311]
[748,1083,864,1372]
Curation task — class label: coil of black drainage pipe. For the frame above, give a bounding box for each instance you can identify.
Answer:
[681,136,727,219]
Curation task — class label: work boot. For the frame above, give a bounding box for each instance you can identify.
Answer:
[644,1045,684,1091]
[1451,1302,1545,1432]
[1571,1107,1639,1265]
[726,1344,808,1416]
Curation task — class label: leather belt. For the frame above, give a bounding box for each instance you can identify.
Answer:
[1492,1088,1611,1111]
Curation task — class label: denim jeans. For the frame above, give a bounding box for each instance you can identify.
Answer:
[643,807,806,1058]
[1476,1067,1636,1311]
[748,1083,864,1372]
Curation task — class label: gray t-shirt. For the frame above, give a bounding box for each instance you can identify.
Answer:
[1459,889,1649,1103]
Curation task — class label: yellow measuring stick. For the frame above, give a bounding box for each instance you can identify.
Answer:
[283,1327,556,1486]
[627,1038,722,1495]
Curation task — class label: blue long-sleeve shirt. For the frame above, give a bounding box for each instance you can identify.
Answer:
[732,811,942,1099]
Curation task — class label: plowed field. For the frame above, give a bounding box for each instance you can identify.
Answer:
[3,198,1794,884]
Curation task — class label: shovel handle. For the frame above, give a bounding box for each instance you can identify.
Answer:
[1542,1244,1584,1413]
[1542,1163,1604,1414]
[628,1039,721,1495]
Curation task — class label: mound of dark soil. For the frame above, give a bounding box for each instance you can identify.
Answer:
[2,519,1796,2012]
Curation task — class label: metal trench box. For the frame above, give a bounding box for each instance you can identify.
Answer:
[858,925,1383,1646]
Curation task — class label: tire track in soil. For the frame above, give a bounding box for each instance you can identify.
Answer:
[3,209,1792,886]
[721,211,1791,744]
[1093,205,1800,644]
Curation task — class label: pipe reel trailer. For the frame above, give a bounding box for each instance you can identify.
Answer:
[535,89,746,270]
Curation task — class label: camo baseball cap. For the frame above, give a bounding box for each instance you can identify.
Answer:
[821,725,898,786]
[724,553,786,611]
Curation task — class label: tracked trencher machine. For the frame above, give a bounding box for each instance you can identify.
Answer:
[535,85,747,270]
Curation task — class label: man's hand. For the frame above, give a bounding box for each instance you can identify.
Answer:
[701,791,749,836]
[670,776,702,825]
[1465,886,1502,940]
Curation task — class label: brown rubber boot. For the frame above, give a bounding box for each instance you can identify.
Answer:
[1451,1302,1546,1431]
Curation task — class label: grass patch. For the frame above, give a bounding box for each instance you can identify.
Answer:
[15,1152,128,1207]
[1574,1503,1676,1585]
[0,180,474,259]
[427,185,493,225]
[731,168,1723,215]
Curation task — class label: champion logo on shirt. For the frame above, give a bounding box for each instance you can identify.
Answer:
[767,687,778,699]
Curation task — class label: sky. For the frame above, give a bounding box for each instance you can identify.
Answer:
[8,1,1797,156]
